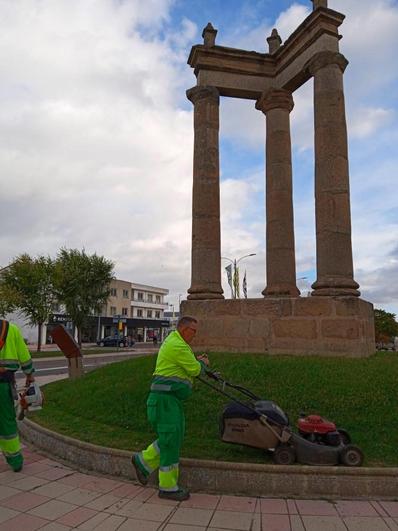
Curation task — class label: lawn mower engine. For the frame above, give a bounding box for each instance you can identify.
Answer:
[297,413,351,446]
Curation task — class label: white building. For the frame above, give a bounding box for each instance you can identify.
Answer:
[6,279,170,346]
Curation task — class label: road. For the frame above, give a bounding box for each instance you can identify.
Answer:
[15,349,156,385]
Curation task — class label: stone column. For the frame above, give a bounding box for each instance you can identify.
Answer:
[306,51,360,296]
[186,86,224,300]
[256,89,299,297]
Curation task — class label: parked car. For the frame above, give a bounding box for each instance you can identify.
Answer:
[96,336,133,348]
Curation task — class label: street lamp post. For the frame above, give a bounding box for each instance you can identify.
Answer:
[221,254,256,299]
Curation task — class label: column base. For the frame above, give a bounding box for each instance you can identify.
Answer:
[187,285,224,300]
[311,278,360,297]
[262,284,300,297]
[187,293,224,300]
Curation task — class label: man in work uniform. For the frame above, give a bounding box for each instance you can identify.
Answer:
[132,316,208,501]
[0,320,35,471]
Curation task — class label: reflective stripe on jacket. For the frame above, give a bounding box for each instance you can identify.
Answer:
[0,323,34,375]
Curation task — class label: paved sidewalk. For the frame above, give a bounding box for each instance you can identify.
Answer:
[1,448,398,531]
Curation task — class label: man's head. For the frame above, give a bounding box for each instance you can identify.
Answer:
[177,316,198,345]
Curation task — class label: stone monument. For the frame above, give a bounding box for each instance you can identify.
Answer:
[182,1,375,357]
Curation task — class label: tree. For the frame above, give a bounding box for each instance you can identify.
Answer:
[374,308,398,344]
[1,255,56,351]
[0,280,19,318]
[55,249,114,346]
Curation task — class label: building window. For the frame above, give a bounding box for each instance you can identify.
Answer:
[156,295,161,303]
[137,309,143,317]
[122,289,129,298]
[110,306,117,316]
[122,307,128,316]
[155,311,160,319]
[137,292,143,301]
[147,310,152,318]
[131,289,134,299]
[148,294,153,302]
[110,288,117,297]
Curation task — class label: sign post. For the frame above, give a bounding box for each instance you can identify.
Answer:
[112,315,127,348]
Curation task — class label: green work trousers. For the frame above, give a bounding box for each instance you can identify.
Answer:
[0,381,23,471]
[137,392,185,492]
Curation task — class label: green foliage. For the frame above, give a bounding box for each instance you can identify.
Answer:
[32,351,398,466]
[374,308,398,342]
[54,248,114,344]
[1,255,56,348]
[0,278,20,318]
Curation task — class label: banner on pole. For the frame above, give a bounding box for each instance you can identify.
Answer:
[243,269,247,298]
[234,266,240,299]
[225,264,233,288]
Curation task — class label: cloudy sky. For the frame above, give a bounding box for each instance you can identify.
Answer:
[0,0,397,313]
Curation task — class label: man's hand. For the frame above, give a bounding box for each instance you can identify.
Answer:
[197,354,209,366]
[25,373,35,387]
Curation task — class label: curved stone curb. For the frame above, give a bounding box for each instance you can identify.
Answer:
[20,418,398,499]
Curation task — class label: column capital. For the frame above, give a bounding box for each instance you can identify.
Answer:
[256,88,294,114]
[305,51,348,76]
[186,85,219,105]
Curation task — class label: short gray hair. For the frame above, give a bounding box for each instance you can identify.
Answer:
[177,316,198,329]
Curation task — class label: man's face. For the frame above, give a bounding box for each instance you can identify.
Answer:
[179,322,198,345]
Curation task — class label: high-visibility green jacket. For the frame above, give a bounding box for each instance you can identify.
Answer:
[0,323,34,375]
[150,330,204,400]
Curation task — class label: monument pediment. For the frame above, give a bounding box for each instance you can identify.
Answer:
[188,6,345,98]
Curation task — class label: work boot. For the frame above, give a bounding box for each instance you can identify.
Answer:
[131,453,149,486]
[158,487,190,501]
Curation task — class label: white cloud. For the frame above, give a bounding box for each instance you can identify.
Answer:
[349,107,394,139]
[227,3,311,52]
[334,0,398,91]
[0,0,195,297]
[274,3,312,41]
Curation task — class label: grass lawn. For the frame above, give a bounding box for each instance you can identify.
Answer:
[30,347,132,358]
[31,351,398,466]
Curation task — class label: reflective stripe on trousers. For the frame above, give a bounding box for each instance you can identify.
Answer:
[139,392,185,491]
[0,382,23,471]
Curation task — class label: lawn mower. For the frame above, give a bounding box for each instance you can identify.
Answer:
[199,369,364,467]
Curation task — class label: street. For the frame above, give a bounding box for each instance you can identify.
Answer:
[15,349,157,386]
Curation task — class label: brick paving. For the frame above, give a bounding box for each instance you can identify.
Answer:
[1,448,398,530]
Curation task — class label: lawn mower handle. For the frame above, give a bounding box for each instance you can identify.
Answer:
[203,369,261,401]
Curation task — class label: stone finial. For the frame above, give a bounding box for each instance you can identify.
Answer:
[267,28,282,54]
[202,22,217,47]
[311,0,328,9]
